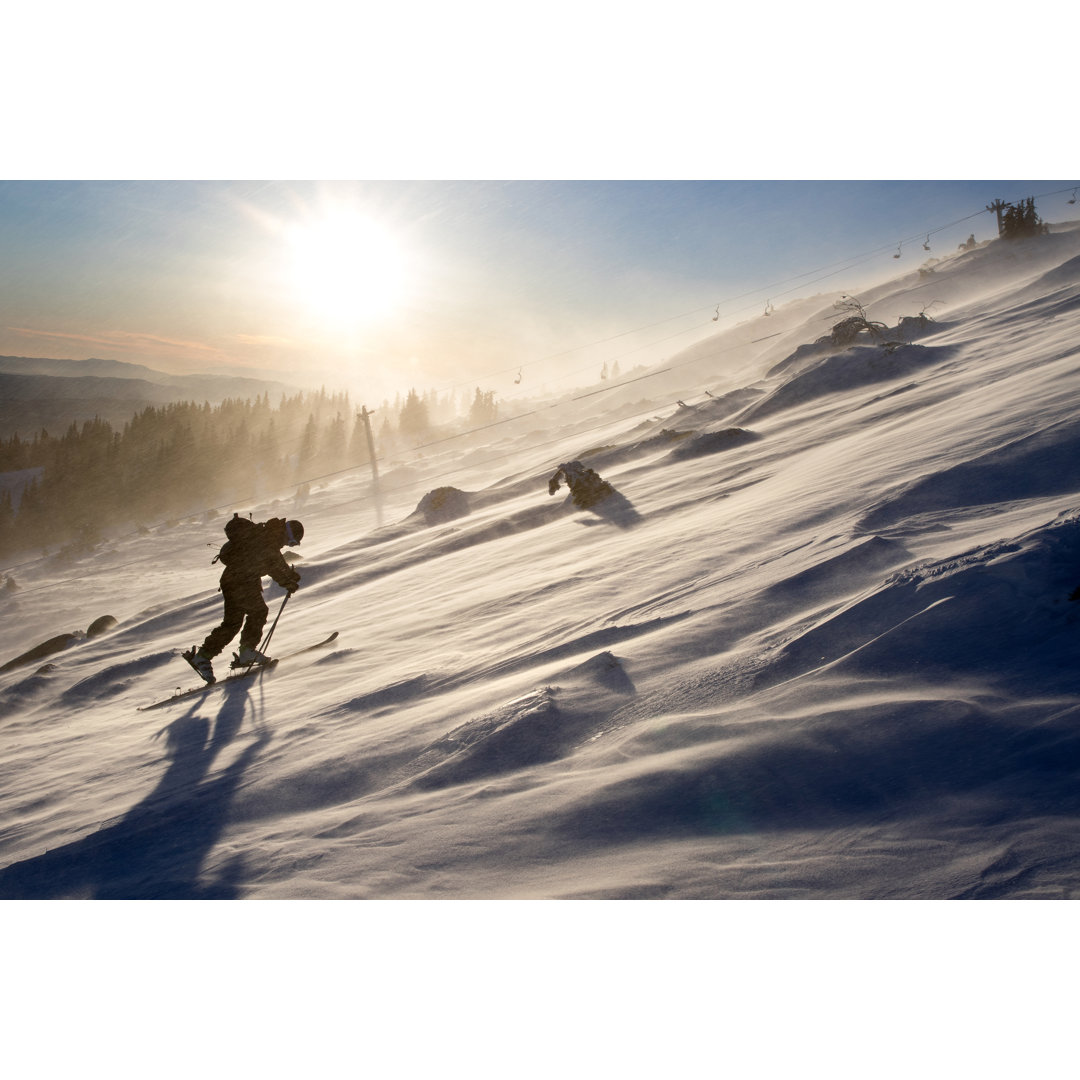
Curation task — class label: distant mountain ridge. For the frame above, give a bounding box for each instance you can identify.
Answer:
[0,356,296,439]
[0,355,177,381]
[1,372,185,402]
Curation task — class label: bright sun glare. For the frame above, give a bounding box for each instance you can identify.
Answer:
[286,211,408,326]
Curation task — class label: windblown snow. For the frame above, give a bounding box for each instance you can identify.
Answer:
[4,224,1080,900]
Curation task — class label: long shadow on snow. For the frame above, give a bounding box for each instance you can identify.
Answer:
[572,490,643,529]
[0,679,268,899]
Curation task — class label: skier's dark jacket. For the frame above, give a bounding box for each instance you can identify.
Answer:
[215,517,300,595]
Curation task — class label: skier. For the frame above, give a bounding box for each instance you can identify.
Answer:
[183,516,304,683]
[548,461,615,509]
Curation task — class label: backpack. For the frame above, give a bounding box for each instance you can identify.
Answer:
[225,513,258,541]
[214,514,265,566]
[215,515,289,565]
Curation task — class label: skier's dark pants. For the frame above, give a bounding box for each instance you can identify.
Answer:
[201,577,267,657]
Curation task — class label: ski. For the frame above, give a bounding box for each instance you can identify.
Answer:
[139,632,339,711]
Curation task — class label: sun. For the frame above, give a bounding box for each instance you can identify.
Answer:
[285,211,409,326]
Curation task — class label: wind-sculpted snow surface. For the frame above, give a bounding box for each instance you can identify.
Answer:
[740,343,955,423]
[666,428,758,460]
[4,224,1080,899]
[859,417,1080,532]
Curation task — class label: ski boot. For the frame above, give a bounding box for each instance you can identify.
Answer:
[182,647,216,684]
[231,645,273,670]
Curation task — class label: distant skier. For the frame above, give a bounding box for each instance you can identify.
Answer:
[548,461,615,509]
[183,515,304,683]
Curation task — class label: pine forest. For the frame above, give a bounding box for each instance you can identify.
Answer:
[0,385,500,565]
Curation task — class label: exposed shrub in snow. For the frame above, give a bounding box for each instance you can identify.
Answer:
[416,486,471,525]
[548,461,616,509]
[895,314,934,339]
[817,315,890,347]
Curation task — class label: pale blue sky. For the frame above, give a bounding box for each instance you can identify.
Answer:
[2,179,1078,402]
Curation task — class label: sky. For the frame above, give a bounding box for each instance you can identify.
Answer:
[3,179,1078,405]
[2,3,1075,406]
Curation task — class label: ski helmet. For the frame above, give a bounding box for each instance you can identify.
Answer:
[285,519,304,545]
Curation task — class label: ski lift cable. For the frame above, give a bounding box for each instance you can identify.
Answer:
[496,244,903,408]
[499,198,1045,400]
[405,187,1075,407]
[417,202,1022,402]
[6,189,1078,578]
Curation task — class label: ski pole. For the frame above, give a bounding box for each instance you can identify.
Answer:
[258,592,290,657]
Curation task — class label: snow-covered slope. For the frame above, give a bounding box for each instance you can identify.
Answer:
[4,223,1080,899]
